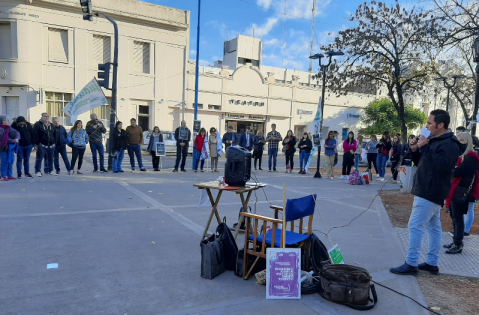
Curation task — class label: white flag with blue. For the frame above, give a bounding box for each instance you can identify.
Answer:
[200,132,209,161]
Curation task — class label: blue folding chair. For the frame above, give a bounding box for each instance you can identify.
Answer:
[241,194,316,280]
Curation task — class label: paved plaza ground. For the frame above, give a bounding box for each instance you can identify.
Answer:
[0,154,443,314]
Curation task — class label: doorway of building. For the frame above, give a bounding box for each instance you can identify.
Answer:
[294,125,307,138]
[226,121,264,136]
[3,96,19,119]
[138,105,150,131]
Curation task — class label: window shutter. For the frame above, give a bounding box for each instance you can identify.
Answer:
[142,43,150,74]
[133,41,150,74]
[48,28,68,63]
[0,23,12,59]
[93,35,111,65]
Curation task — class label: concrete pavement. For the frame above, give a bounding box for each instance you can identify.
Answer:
[0,154,431,315]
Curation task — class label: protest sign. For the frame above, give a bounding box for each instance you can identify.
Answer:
[266,248,301,299]
[156,142,166,157]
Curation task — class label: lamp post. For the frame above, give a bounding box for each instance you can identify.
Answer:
[434,75,466,112]
[192,0,201,170]
[309,51,344,178]
[472,32,479,136]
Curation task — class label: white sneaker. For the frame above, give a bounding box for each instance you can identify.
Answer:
[379,177,384,181]
[340,175,345,180]
[346,176,350,180]
[36,172,42,177]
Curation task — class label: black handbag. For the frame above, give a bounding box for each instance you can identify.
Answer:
[452,174,475,204]
[213,218,238,271]
[200,235,226,280]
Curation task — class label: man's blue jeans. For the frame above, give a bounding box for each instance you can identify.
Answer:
[465,202,475,233]
[54,144,71,172]
[376,153,389,178]
[112,149,125,172]
[406,197,442,267]
[90,143,105,170]
[127,145,143,170]
[35,145,54,173]
[16,145,33,175]
[268,148,278,170]
[0,151,13,178]
[299,151,310,171]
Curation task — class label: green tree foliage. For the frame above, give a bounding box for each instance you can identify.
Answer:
[360,98,427,136]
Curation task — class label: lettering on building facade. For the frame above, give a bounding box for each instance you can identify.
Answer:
[297,109,313,116]
[2,11,39,18]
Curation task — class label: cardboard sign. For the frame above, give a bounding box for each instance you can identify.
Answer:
[193,120,201,133]
[313,134,320,146]
[266,248,301,299]
[156,142,166,157]
[328,244,345,264]
[179,127,189,140]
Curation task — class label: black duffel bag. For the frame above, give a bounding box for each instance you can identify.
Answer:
[200,235,226,280]
[214,217,238,271]
[319,264,378,310]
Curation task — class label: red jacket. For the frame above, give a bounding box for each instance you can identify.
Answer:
[194,135,206,152]
[445,151,479,208]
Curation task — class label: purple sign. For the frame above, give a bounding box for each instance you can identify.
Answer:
[266,248,301,299]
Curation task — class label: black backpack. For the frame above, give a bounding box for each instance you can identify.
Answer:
[308,233,332,274]
[209,217,238,271]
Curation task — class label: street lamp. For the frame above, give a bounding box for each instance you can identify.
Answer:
[472,32,479,135]
[434,75,466,112]
[309,50,344,178]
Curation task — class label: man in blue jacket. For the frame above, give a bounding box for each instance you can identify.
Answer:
[52,117,72,175]
[239,127,254,151]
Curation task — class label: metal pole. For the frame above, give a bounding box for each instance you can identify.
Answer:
[96,12,118,171]
[192,0,201,170]
[472,63,479,136]
[314,65,327,178]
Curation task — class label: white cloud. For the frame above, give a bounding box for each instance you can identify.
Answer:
[257,0,274,9]
[257,0,332,20]
[246,17,279,37]
[263,38,279,46]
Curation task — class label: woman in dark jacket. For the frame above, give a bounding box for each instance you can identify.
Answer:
[112,121,127,173]
[282,130,297,173]
[376,131,392,181]
[253,130,265,170]
[298,132,312,174]
[11,116,35,178]
[0,115,20,181]
[401,135,416,167]
[147,126,164,172]
[390,134,403,183]
[444,132,479,254]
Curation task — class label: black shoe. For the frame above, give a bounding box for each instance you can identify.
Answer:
[93,169,98,173]
[17,174,22,179]
[56,171,60,175]
[418,262,439,275]
[181,169,186,172]
[113,171,119,173]
[118,170,124,173]
[273,169,277,172]
[443,242,454,249]
[464,232,470,237]
[100,169,108,173]
[389,262,418,276]
[254,167,257,170]
[154,168,160,172]
[445,244,463,254]
[172,169,178,172]
[259,168,263,170]
[25,173,33,178]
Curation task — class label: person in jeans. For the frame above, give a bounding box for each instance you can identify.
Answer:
[354,135,364,169]
[239,127,254,151]
[266,124,282,172]
[282,130,297,173]
[253,130,265,170]
[208,127,221,172]
[390,109,460,276]
[298,132,312,175]
[111,121,127,173]
[193,128,207,172]
[389,134,403,183]
[0,115,20,181]
[376,131,392,181]
[147,126,163,172]
[443,132,479,254]
[324,131,336,179]
[33,112,56,177]
[68,120,89,175]
[126,118,146,172]
[173,120,191,172]
[86,114,107,173]
[52,117,72,175]
[341,131,357,180]
[11,116,34,179]
[366,135,379,176]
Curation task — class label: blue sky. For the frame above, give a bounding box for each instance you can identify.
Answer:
[145,0,398,72]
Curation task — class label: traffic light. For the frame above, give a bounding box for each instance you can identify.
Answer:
[80,0,93,21]
[97,63,111,90]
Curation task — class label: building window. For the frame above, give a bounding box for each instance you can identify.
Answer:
[208,105,221,110]
[90,97,111,127]
[46,92,73,125]
[93,34,111,65]
[0,22,12,59]
[252,60,259,67]
[133,41,150,74]
[138,105,150,131]
[191,103,203,109]
[48,28,68,63]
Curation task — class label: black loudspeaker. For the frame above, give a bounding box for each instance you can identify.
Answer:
[225,146,251,187]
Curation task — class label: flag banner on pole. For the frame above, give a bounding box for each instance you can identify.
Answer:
[200,132,209,161]
[314,96,322,135]
[63,78,108,122]
[216,132,223,156]
[304,146,317,172]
